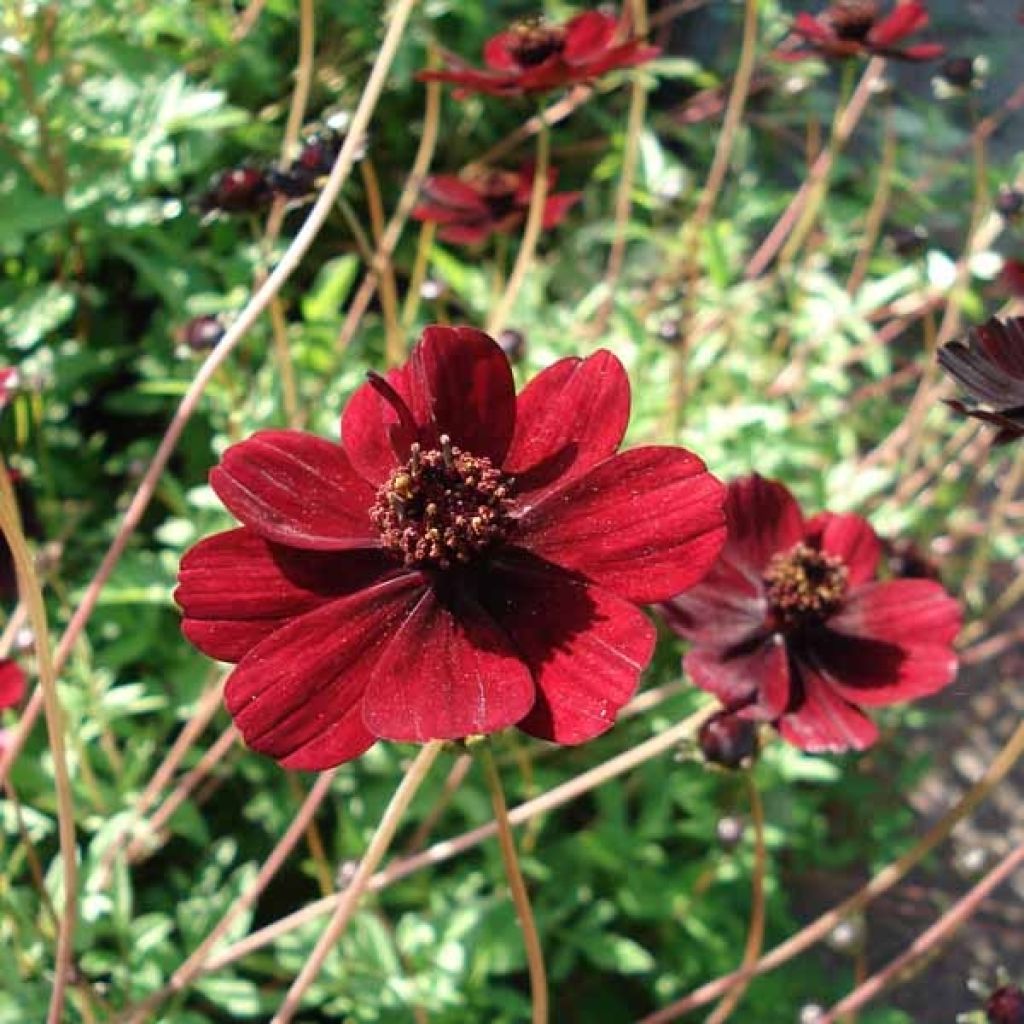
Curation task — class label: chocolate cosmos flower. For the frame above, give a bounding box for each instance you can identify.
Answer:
[0,659,25,711]
[778,1,945,62]
[662,475,960,753]
[176,327,726,770]
[412,166,581,246]
[419,11,660,98]
[938,317,1024,444]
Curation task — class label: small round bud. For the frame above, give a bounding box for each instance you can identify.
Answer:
[987,985,1024,1024]
[715,815,745,850]
[940,57,975,89]
[496,328,526,363]
[996,186,1024,220]
[698,711,758,770]
[180,314,225,352]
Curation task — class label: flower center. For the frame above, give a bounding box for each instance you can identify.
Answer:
[371,436,514,569]
[471,169,521,218]
[763,542,849,630]
[508,17,567,67]
[827,0,879,40]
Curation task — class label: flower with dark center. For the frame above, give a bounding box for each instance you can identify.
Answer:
[176,326,726,769]
[661,475,960,753]
[418,10,660,98]
[197,166,274,215]
[996,186,1024,219]
[179,314,225,353]
[777,1,945,62]
[988,985,1024,1024]
[938,317,1024,444]
[698,710,758,769]
[412,165,581,246]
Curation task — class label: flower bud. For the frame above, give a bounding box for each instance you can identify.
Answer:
[996,186,1024,220]
[987,985,1024,1024]
[715,815,745,850]
[698,711,758,770]
[180,315,225,353]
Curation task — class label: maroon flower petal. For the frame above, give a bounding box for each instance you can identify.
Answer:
[363,583,534,742]
[661,561,765,648]
[891,42,945,59]
[685,635,790,719]
[340,367,413,486]
[419,176,490,213]
[807,512,881,585]
[541,192,582,228]
[224,574,428,770]
[484,551,654,744]
[580,41,661,78]
[868,1,928,45]
[483,31,524,72]
[564,11,618,63]
[792,13,836,43]
[0,659,26,710]
[403,326,517,466]
[779,668,879,753]
[724,474,805,574]
[176,528,397,663]
[504,350,630,506]
[829,579,961,646]
[516,446,726,602]
[210,430,380,551]
[437,222,497,246]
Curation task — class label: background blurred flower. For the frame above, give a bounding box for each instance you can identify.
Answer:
[0,659,26,711]
[177,326,726,769]
[938,316,1024,444]
[412,166,581,245]
[662,475,960,753]
[778,1,945,62]
[419,10,659,97]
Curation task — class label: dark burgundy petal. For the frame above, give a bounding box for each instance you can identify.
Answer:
[340,367,415,487]
[563,11,618,63]
[483,31,524,72]
[661,561,765,647]
[437,222,496,246]
[807,512,881,585]
[484,551,654,744]
[412,202,483,227]
[505,350,630,506]
[403,326,517,466]
[792,13,836,43]
[224,574,428,770]
[210,430,379,551]
[868,1,928,45]
[419,176,489,213]
[685,635,790,718]
[829,579,961,647]
[176,528,396,663]
[0,659,25,709]
[779,667,879,753]
[417,67,521,96]
[890,42,945,60]
[541,192,582,228]
[974,317,1024,377]
[363,583,534,742]
[723,474,805,574]
[516,446,726,602]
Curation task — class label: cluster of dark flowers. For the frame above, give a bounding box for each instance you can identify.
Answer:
[175,3,979,777]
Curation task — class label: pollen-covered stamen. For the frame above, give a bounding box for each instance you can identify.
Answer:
[763,542,849,630]
[371,436,514,568]
[508,17,568,67]
[827,0,880,40]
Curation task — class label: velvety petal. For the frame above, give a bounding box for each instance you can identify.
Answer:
[779,667,879,753]
[483,31,523,72]
[438,222,498,246]
[868,1,928,45]
[340,367,414,486]
[419,176,490,213]
[541,192,582,228]
[685,635,790,718]
[661,562,765,648]
[516,446,726,602]
[417,67,521,96]
[176,528,397,663]
[892,42,945,60]
[211,430,379,550]
[579,41,661,77]
[829,580,961,648]
[403,326,517,466]
[564,11,618,63]
[504,350,630,506]
[807,512,881,585]
[723,474,805,575]
[792,13,835,43]
[0,659,26,710]
[412,202,484,227]
[224,574,428,770]
[363,583,534,742]
[483,551,654,744]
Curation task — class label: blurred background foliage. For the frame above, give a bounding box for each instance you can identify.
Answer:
[1,0,1023,1020]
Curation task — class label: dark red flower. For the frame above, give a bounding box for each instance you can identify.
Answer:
[176,326,726,769]
[198,166,274,215]
[412,166,581,246]
[662,475,960,753]
[777,1,945,62]
[179,315,225,353]
[0,659,25,711]
[938,317,1024,444]
[419,11,660,98]
[988,985,1024,1024]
